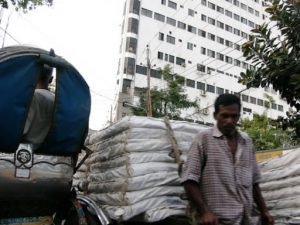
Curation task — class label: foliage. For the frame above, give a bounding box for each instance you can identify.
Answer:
[239,113,296,150]
[240,0,300,135]
[0,0,52,12]
[133,65,198,119]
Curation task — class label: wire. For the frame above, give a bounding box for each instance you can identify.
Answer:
[0,25,20,44]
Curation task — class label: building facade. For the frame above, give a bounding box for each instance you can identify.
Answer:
[113,0,288,125]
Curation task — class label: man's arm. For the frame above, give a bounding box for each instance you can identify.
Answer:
[183,180,218,225]
[253,183,274,225]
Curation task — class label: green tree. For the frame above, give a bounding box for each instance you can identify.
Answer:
[0,0,52,12]
[240,0,300,136]
[133,65,198,119]
[239,113,295,151]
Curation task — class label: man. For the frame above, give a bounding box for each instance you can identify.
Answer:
[181,94,273,225]
[23,64,55,148]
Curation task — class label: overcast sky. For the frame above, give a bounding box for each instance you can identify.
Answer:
[1,0,125,130]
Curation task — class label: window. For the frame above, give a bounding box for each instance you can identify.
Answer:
[161,0,166,5]
[207,49,215,58]
[225,0,232,2]
[208,17,215,25]
[167,17,176,26]
[207,84,215,93]
[243,107,252,113]
[187,42,193,50]
[248,20,255,28]
[271,103,277,110]
[201,14,207,22]
[225,40,233,47]
[127,18,139,34]
[242,94,249,102]
[233,0,240,7]
[234,14,240,21]
[217,21,224,29]
[197,64,206,72]
[207,67,215,74]
[126,37,137,54]
[217,6,224,13]
[141,8,152,18]
[124,57,135,75]
[241,31,248,39]
[217,87,224,95]
[129,0,140,15]
[225,24,233,32]
[186,79,195,88]
[242,62,248,69]
[122,79,132,93]
[164,54,168,61]
[169,55,175,63]
[201,0,207,5]
[198,29,206,37]
[241,3,247,10]
[241,17,247,25]
[234,28,240,36]
[248,7,254,14]
[168,0,177,9]
[197,82,205,90]
[234,43,241,50]
[257,99,264,106]
[188,25,197,34]
[208,33,215,41]
[151,69,161,79]
[136,65,147,75]
[158,32,164,41]
[250,97,256,104]
[234,59,241,67]
[278,105,283,111]
[167,35,175,44]
[188,9,195,16]
[208,2,216,10]
[217,36,224,44]
[201,47,206,55]
[177,21,186,30]
[158,51,164,60]
[225,56,233,64]
[225,10,232,18]
[176,57,186,66]
[154,13,165,22]
[217,53,224,61]
[255,10,260,17]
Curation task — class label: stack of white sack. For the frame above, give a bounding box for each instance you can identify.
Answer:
[84,116,209,222]
[259,148,300,225]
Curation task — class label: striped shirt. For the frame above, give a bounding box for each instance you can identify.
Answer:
[181,125,261,225]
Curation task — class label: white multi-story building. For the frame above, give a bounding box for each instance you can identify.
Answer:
[113,0,288,125]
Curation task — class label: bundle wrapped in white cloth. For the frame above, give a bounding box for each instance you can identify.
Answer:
[81,116,208,222]
[259,148,300,224]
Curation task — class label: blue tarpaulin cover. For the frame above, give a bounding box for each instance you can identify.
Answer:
[0,46,91,155]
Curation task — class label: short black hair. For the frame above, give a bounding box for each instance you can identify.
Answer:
[214,93,241,113]
[38,64,53,84]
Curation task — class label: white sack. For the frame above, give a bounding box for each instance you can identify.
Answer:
[88,186,184,206]
[88,171,180,193]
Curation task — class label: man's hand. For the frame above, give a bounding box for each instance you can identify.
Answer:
[261,212,274,225]
[200,211,218,225]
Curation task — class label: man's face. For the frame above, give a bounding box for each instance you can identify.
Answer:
[214,104,240,137]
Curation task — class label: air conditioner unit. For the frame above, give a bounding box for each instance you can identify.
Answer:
[181,63,186,67]
[202,108,209,115]
[200,90,206,97]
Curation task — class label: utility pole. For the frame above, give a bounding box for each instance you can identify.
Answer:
[146,45,152,117]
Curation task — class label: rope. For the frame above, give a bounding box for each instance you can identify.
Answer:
[163,117,184,176]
